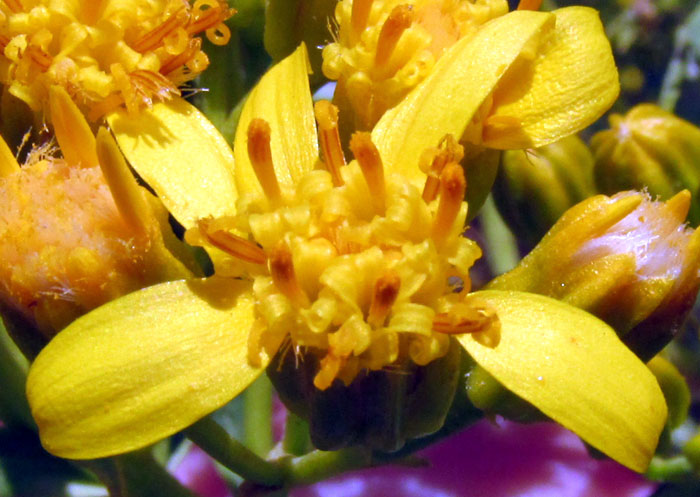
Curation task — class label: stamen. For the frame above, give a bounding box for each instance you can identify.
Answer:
[314,100,346,186]
[349,132,386,215]
[95,127,151,234]
[517,0,542,10]
[367,272,401,328]
[432,163,466,244]
[0,135,20,177]
[270,242,310,308]
[422,135,464,202]
[2,0,23,14]
[26,45,52,71]
[132,8,189,53]
[433,301,500,347]
[49,86,98,167]
[374,5,414,66]
[197,219,267,265]
[188,0,234,39]
[351,0,373,38]
[247,118,282,202]
[159,38,201,75]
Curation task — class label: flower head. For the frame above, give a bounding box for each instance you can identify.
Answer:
[322,0,508,128]
[324,1,619,147]
[0,86,192,352]
[0,0,234,118]
[591,103,700,225]
[27,46,665,474]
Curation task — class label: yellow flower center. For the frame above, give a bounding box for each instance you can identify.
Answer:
[187,103,500,390]
[322,0,508,128]
[0,0,234,118]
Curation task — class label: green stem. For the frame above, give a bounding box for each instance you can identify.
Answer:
[479,195,520,276]
[282,411,310,456]
[0,321,34,428]
[186,416,284,486]
[280,447,371,487]
[244,375,274,457]
[646,455,694,482]
[112,450,199,497]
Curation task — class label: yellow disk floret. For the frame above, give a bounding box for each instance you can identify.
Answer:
[0,0,234,118]
[322,0,508,128]
[187,111,500,391]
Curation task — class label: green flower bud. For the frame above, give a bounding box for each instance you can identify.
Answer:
[591,104,700,225]
[267,339,462,452]
[492,135,597,247]
[488,191,700,360]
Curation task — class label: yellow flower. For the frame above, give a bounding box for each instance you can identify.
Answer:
[323,0,618,141]
[0,86,192,353]
[27,46,665,473]
[0,0,234,118]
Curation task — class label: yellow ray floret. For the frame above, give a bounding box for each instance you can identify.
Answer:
[0,0,234,118]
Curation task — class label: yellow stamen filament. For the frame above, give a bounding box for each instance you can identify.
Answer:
[248,119,282,202]
[421,135,464,202]
[0,135,20,178]
[270,242,310,308]
[2,0,22,14]
[160,38,202,75]
[197,219,267,265]
[314,100,346,186]
[374,5,414,66]
[350,132,386,215]
[189,0,234,43]
[351,0,373,38]
[95,127,150,234]
[432,301,500,347]
[132,8,189,53]
[49,86,98,168]
[26,45,52,71]
[432,163,466,244]
[517,0,543,10]
[367,272,401,328]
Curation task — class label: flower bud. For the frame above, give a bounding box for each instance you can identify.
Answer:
[488,191,700,360]
[493,135,598,247]
[591,104,700,225]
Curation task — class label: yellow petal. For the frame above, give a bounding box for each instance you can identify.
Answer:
[457,290,667,473]
[49,86,98,168]
[108,99,237,229]
[372,10,555,184]
[483,7,619,149]
[234,43,318,195]
[27,278,268,459]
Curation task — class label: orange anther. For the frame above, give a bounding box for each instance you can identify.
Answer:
[517,0,542,10]
[351,0,373,38]
[198,219,267,265]
[432,163,466,244]
[367,272,401,328]
[270,242,310,307]
[315,100,346,186]
[248,119,282,202]
[350,132,386,215]
[375,5,413,66]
